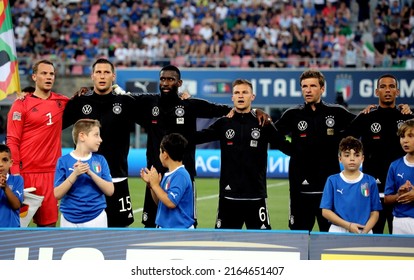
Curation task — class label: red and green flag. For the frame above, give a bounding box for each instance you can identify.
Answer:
[0,0,20,100]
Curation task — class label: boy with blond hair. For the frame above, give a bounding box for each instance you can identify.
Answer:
[385,119,414,234]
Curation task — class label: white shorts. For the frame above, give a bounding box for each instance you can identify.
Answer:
[60,210,108,228]
[157,225,195,229]
[393,217,414,235]
[329,224,373,234]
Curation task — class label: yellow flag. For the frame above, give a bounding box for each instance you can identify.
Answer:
[0,0,20,100]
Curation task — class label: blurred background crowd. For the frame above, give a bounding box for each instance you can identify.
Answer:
[11,0,414,75]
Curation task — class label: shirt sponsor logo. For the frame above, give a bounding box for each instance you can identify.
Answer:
[370,122,381,133]
[225,129,235,139]
[298,121,307,131]
[82,105,92,115]
[152,106,159,116]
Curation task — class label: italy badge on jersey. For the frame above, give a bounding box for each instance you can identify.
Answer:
[92,161,101,173]
[360,183,370,197]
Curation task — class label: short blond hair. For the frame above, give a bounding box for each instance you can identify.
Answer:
[72,119,101,145]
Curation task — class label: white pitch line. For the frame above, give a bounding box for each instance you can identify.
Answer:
[133,181,286,214]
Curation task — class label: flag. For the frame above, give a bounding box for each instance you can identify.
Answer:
[0,0,20,100]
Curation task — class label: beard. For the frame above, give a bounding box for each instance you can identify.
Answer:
[160,85,180,106]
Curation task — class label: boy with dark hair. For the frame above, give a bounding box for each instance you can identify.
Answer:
[0,144,24,227]
[140,133,194,228]
[320,136,382,233]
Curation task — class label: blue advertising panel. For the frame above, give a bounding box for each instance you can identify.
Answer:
[0,229,308,260]
[62,148,290,178]
[116,69,414,108]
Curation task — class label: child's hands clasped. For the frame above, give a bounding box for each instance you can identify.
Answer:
[0,174,6,189]
[397,180,414,204]
[140,166,161,187]
[73,160,90,177]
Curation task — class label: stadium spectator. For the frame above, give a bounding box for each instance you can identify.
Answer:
[12,0,414,69]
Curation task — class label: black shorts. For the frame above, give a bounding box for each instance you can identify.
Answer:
[289,191,329,232]
[215,197,271,230]
[142,184,157,228]
[105,179,134,227]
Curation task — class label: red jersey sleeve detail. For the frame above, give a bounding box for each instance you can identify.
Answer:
[6,100,25,174]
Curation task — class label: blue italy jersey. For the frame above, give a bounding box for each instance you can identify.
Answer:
[384,156,414,218]
[156,165,194,228]
[0,174,24,227]
[54,151,112,223]
[320,172,382,225]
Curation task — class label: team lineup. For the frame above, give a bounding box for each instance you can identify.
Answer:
[1,58,414,235]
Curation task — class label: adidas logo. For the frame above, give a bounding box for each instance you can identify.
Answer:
[376,178,381,185]
[261,224,267,229]
[225,185,231,191]
[128,213,133,218]
[302,180,309,185]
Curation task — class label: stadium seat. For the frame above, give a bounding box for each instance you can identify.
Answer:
[222,44,234,56]
[229,55,241,67]
[241,55,252,68]
[287,54,300,68]
[71,65,83,75]
[172,55,187,67]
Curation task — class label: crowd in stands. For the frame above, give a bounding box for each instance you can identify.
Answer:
[12,0,414,74]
